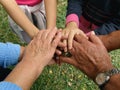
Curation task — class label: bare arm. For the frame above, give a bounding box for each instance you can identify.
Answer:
[103,74,120,90]
[98,30,120,51]
[0,0,39,38]
[44,0,57,29]
[60,34,120,90]
[4,28,62,90]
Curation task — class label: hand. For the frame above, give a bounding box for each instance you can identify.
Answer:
[23,27,62,70]
[55,29,67,55]
[60,34,113,80]
[62,22,87,51]
[86,31,95,36]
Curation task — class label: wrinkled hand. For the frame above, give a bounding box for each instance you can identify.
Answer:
[60,34,113,80]
[62,22,87,51]
[23,28,62,69]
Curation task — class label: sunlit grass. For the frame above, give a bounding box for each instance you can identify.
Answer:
[0,1,120,90]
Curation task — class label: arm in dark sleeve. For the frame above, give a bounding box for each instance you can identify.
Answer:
[94,13,120,35]
[66,0,83,27]
[66,0,83,18]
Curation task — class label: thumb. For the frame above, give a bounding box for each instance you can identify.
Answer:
[89,34,103,45]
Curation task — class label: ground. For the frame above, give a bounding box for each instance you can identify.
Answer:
[0,1,120,90]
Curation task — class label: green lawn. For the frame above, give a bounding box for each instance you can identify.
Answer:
[0,1,120,90]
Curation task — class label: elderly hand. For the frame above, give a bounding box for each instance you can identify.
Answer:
[60,34,113,80]
[23,27,62,70]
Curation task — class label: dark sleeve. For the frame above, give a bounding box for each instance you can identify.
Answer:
[94,12,120,35]
[66,0,83,18]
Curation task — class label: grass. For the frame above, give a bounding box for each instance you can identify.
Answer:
[0,0,120,90]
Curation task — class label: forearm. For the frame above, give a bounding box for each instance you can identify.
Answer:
[0,0,39,38]
[103,74,120,90]
[98,31,120,51]
[5,60,44,90]
[44,0,57,29]
[66,0,83,27]
[66,22,78,28]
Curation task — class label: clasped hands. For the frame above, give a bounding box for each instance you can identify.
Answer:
[23,27,113,80]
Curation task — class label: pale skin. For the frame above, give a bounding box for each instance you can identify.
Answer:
[18,28,66,64]
[44,0,57,29]
[60,33,120,90]
[0,0,57,39]
[4,28,62,90]
[0,0,39,38]
[62,21,86,51]
[0,0,64,58]
[63,20,120,52]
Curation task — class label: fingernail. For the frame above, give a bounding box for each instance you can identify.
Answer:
[55,27,57,30]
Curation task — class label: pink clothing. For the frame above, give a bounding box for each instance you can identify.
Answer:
[66,14,99,34]
[66,14,79,28]
[16,0,42,6]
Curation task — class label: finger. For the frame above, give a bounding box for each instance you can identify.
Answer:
[63,40,68,52]
[89,34,103,45]
[71,40,81,55]
[79,30,87,38]
[62,29,69,38]
[34,30,43,40]
[47,27,58,43]
[59,56,78,67]
[57,29,62,32]
[55,49,62,55]
[62,29,69,52]
[61,36,68,41]
[74,34,88,44]
[68,31,74,50]
[41,30,49,40]
[47,59,56,65]
[52,32,62,48]
[58,41,66,48]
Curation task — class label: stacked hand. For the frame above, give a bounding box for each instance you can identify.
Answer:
[23,27,62,70]
[62,22,87,51]
[59,34,113,80]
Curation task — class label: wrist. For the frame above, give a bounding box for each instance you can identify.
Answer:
[66,14,79,27]
[94,68,120,90]
[32,29,39,38]
[21,58,44,75]
[66,22,78,29]
[93,65,114,80]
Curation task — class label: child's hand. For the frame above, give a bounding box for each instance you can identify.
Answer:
[62,22,87,51]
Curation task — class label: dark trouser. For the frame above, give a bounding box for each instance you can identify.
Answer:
[0,67,11,81]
